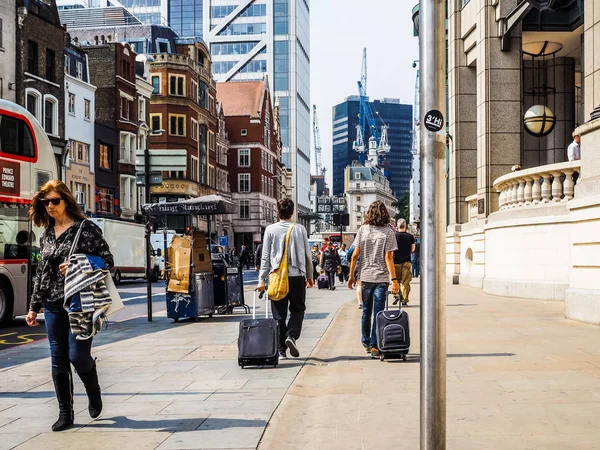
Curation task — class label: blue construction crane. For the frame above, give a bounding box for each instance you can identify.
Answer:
[353,48,390,166]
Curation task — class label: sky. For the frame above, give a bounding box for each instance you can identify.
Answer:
[309,0,419,188]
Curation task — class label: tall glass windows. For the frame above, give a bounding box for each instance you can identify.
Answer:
[169,0,203,38]
[274,41,289,91]
[218,23,266,36]
[274,0,289,35]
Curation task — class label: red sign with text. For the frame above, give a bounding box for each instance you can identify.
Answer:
[0,160,21,196]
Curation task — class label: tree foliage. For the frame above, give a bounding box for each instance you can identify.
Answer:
[391,191,410,223]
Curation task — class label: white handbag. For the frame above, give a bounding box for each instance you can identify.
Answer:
[69,219,125,318]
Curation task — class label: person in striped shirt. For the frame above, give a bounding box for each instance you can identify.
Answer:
[348,201,400,358]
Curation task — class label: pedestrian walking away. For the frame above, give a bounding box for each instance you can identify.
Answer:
[412,237,420,278]
[338,243,351,282]
[255,242,263,271]
[320,241,341,291]
[393,219,415,306]
[239,244,250,270]
[26,180,114,432]
[348,201,399,359]
[257,198,314,359]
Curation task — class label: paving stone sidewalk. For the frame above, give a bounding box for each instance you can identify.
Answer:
[259,282,600,450]
[0,286,350,450]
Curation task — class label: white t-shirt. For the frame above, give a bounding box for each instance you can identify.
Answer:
[567,141,580,161]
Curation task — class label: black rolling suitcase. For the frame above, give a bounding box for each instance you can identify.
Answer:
[375,293,410,361]
[238,290,280,368]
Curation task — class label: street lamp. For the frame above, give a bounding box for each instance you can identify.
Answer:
[143,128,164,322]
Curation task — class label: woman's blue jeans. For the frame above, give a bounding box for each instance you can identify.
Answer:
[43,303,95,375]
[361,282,389,347]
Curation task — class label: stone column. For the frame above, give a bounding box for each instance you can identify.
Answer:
[448,0,477,226]
[475,0,523,217]
[565,1,600,325]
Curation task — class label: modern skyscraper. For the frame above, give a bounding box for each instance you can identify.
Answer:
[204,0,312,219]
[332,97,412,198]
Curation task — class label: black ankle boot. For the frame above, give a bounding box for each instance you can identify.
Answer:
[78,364,102,418]
[52,372,74,432]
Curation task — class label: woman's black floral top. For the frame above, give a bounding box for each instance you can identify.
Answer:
[30,220,114,313]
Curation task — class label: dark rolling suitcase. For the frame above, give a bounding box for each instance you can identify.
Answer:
[238,290,279,369]
[317,274,329,289]
[375,294,410,362]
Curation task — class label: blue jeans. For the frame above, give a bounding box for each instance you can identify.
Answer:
[361,282,389,348]
[44,303,95,375]
[411,255,420,278]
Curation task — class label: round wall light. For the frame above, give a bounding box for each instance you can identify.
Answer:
[524,105,556,137]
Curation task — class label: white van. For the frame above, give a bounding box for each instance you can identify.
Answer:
[90,218,160,284]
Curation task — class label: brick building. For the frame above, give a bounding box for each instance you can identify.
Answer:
[84,39,139,218]
[16,0,66,176]
[147,38,218,232]
[63,35,96,213]
[213,100,233,242]
[217,78,281,250]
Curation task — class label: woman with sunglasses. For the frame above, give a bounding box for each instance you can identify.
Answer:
[25,180,113,432]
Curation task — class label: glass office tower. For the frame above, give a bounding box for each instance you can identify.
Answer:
[332,97,412,198]
[204,0,311,214]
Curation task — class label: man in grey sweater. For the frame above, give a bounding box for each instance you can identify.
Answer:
[257,198,314,359]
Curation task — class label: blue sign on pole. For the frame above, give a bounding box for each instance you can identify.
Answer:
[219,236,228,247]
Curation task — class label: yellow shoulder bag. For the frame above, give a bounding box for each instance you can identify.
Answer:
[268,224,295,301]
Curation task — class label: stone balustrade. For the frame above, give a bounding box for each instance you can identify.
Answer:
[493,161,581,210]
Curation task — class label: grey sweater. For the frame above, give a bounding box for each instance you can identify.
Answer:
[259,220,313,282]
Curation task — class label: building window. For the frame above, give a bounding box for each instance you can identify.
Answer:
[28,41,38,75]
[84,99,91,120]
[120,96,131,120]
[241,128,248,136]
[150,113,162,132]
[151,75,160,94]
[99,143,111,170]
[75,142,89,163]
[169,114,186,136]
[355,173,360,180]
[239,149,250,167]
[239,173,250,192]
[191,156,199,182]
[25,89,42,122]
[76,61,83,80]
[191,118,198,141]
[191,80,198,103]
[199,81,208,108]
[156,39,170,53]
[46,49,55,82]
[68,93,75,115]
[43,96,58,135]
[120,132,136,163]
[239,200,250,219]
[98,187,115,214]
[138,97,146,122]
[169,75,185,96]
[120,175,137,211]
[64,55,71,74]
[74,182,86,206]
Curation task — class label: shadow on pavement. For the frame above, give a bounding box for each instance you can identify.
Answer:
[81,416,266,432]
[305,352,516,365]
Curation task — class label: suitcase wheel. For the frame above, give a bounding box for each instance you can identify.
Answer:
[402,354,407,361]
[380,354,385,362]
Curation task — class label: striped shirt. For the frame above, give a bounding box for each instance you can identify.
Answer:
[354,224,398,283]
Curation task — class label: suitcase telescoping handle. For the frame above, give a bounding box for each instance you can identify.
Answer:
[387,291,402,312]
[253,288,270,319]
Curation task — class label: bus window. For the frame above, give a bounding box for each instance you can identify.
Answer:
[0,114,35,158]
[0,208,32,260]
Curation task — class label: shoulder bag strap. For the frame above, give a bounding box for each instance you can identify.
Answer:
[280,224,295,269]
[68,219,87,259]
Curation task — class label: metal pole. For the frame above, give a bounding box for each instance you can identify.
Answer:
[145,147,153,322]
[419,0,447,448]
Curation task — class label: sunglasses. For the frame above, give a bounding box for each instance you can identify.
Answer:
[41,197,62,207]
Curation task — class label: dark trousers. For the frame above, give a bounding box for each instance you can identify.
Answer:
[44,303,95,375]
[271,276,306,353]
[326,271,336,288]
[338,265,350,282]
